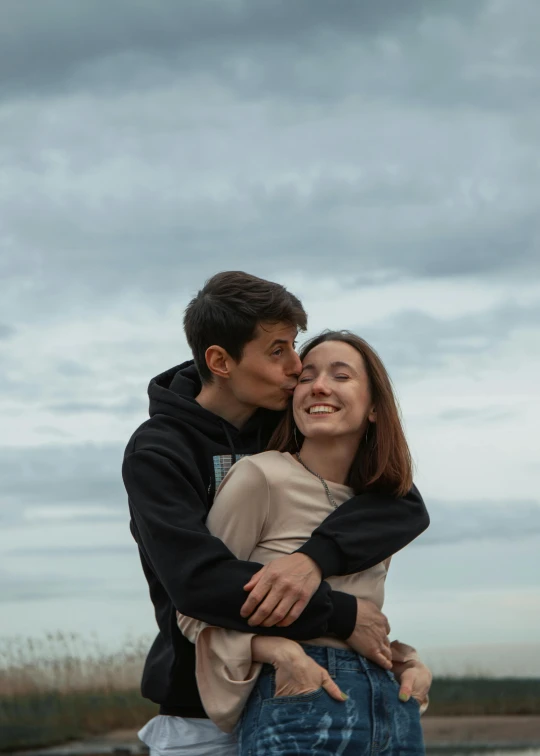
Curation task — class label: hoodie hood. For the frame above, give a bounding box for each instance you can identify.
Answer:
[147,360,281,452]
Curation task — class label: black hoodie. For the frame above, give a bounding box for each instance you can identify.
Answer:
[123,361,429,717]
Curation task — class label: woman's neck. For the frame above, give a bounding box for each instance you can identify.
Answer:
[297,436,360,485]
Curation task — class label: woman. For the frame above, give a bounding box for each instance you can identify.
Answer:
[178,331,431,755]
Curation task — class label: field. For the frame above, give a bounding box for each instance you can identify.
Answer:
[0,634,158,751]
[1,634,540,752]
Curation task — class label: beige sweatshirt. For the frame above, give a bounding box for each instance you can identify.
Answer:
[177,451,413,732]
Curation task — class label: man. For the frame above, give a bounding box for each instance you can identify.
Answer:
[122,271,430,754]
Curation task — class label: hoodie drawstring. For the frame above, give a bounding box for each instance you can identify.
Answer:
[220,421,237,465]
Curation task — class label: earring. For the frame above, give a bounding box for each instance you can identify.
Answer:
[293,426,300,451]
[365,424,370,444]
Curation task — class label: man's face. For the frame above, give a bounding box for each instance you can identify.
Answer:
[227,322,302,411]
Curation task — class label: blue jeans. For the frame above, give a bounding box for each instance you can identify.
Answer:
[238,644,425,756]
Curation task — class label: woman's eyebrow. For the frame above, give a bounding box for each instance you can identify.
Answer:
[301,361,357,373]
[331,361,355,371]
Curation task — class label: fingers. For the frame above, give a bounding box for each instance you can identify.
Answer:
[241,573,310,627]
[377,636,392,669]
[396,662,432,705]
[243,568,263,593]
[366,636,392,669]
[241,555,322,625]
[390,639,417,661]
[240,579,272,619]
[322,674,348,703]
[275,597,310,627]
[399,684,413,702]
[259,595,297,628]
[375,650,393,670]
[390,641,409,663]
[246,592,282,627]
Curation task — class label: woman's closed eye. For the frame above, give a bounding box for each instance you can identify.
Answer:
[299,373,350,382]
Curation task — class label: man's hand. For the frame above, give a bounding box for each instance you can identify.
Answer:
[390,640,432,709]
[241,553,322,627]
[346,599,392,669]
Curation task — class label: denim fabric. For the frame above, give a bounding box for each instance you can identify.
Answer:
[237,644,425,756]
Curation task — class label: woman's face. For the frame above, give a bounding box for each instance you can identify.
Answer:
[293,340,376,442]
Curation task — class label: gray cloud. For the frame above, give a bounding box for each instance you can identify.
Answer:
[34,426,73,438]
[0,0,485,100]
[11,544,135,558]
[357,300,540,379]
[0,567,141,603]
[2,0,539,323]
[0,572,103,603]
[8,544,134,562]
[55,360,94,378]
[48,397,147,416]
[0,443,125,514]
[3,167,538,322]
[420,499,540,546]
[0,323,15,340]
[437,407,514,423]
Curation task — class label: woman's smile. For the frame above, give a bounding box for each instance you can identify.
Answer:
[305,404,340,415]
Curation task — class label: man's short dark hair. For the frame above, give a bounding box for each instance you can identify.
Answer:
[183,271,308,383]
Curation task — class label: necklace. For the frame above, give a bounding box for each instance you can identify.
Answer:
[295,452,339,510]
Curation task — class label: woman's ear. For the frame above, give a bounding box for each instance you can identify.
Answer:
[368,406,377,423]
[205,345,232,379]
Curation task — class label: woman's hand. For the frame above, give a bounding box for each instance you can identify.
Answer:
[251,636,347,702]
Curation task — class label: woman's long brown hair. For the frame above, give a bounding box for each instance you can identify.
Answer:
[267,330,413,497]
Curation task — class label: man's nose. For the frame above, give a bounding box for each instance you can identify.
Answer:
[287,352,303,377]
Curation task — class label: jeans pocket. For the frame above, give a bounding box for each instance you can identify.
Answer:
[264,671,327,705]
[267,687,325,705]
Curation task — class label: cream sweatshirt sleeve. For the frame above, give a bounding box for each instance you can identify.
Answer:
[176,457,270,732]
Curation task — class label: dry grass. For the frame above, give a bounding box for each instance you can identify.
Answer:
[0,632,146,696]
[0,633,157,751]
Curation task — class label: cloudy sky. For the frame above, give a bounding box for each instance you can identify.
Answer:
[2,0,539,675]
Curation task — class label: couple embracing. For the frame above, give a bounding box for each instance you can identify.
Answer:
[122,271,432,755]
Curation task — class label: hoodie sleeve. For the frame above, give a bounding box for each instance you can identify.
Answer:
[296,484,430,579]
[123,448,355,639]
